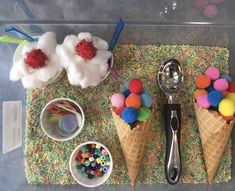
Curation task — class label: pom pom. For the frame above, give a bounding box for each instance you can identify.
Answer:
[76,39,97,60]
[113,106,125,116]
[222,90,229,97]
[194,89,208,99]
[221,114,234,122]
[111,93,125,108]
[197,95,210,108]
[226,93,235,104]
[194,0,208,9]
[122,89,131,98]
[208,90,223,107]
[205,66,220,80]
[228,81,235,93]
[213,79,229,91]
[195,75,211,89]
[206,84,215,93]
[203,5,218,18]
[218,98,235,116]
[137,107,151,122]
[125,95,142,109]
[121,107,137,124]
[141,93,152,108]
[129,78,143,94]
[25,49,47,69]
[221,74,232,83]
[209,0,224,5]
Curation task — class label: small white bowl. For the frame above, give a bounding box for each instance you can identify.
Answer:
[40,98,85,141]
[69,141,113,187]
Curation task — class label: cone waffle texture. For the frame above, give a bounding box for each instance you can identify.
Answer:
[194,103,234,183]
[111,110,152,185]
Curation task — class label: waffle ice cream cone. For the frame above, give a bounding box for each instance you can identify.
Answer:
[194,103,234,183]
[111,110,152,186]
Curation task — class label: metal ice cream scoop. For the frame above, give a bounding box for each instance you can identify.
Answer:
[158,59,183,185]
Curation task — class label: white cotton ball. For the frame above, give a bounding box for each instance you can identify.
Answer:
[10,65,22,81]
[63,35,78,52]
[78,32,92,41]
[80,64,102,88]
[98,63,109,77]
[16,59,30,75]
[67,64,85,85]
[21,74,42,89]
[36,64,56,82]
[56,45,73,68]
[21,43,34,58]
[36,54,62,82]
[96,50,112,60]
[92,37,109,50]
[91,52,110,66]
[37,32,57,54]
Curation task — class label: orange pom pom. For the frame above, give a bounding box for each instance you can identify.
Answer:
[195,75,211,89]
[194,89,208,99]
[125,95,141,109]
[221,114,234,122]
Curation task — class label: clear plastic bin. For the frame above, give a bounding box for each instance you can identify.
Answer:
[0,0,235,191]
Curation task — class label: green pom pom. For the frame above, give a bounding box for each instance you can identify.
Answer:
[137,107,151,122]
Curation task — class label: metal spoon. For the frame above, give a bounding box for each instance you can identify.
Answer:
[158,59,183,185]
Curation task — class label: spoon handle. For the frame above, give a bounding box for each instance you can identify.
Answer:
[164,104,181,185]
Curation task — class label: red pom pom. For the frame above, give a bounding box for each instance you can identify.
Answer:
[229,81,235,93]
[129,78,143,94]
[75,39,97,60]
[115,106,125,116]
[25,49,47,69]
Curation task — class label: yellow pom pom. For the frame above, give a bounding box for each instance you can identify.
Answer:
[226,93,235,103]
[218,98,235,117]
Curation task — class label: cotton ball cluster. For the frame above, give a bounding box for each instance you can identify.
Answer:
[10,32,62,89]
[56,32,112,88]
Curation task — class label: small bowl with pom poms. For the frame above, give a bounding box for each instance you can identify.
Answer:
[69,141,113,187]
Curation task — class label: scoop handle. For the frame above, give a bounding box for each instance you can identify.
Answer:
[164,104,181,185]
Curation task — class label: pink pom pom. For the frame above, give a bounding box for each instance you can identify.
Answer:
[203,5,218,18]
[213,79,229,91]
[205,66,220,80]
[111,93,125,108]
[197,95,210,108]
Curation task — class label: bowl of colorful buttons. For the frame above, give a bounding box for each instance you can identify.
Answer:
[40,98,85,141]
[69,141,113,187]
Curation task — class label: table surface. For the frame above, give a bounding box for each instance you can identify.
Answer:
[0,0,235,190]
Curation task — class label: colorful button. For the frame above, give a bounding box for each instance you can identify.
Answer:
[89,157,94,162]
[101,149,108,155]
[96,157,101,164]
[103,166,108,173]
[100,155,106,162]
[101,161,106,167]
[85,160,90,167]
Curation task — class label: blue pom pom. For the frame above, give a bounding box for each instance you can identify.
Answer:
[141,93,152,108]
[206,84,215,93]
[122,89,131,98]
[121,107,137,124]
[221,74,232,83]
[208,90,223,107]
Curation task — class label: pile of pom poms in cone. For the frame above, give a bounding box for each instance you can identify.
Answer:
[111,78,152,127]
[195,66,235,122]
